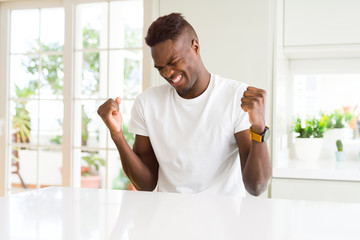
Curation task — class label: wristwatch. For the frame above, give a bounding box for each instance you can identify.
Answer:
[249,126,270,142]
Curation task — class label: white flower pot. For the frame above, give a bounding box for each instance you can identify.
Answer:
[294,138,323,161]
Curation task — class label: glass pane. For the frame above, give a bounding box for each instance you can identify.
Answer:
[294,74,360,118]
[10,146,37,193]
[38,101,63,146]
[108,150,133,190]
[292,74,360,162]
[75,2,108,49]
[40,54,64,98]
[10,9,39,54]
[121,99,135,125]
[107,133,117,150]
[73,100,107,148]
[80,150,106,189]
[10,100,39,145]
[74,51,108,99]
[39,148,62,187]
[40,8,65,51]
[10,55,39,99]
[109,50,142,99]
[109,1,143,48]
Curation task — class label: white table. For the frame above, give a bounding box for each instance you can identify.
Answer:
[0,187,359,240]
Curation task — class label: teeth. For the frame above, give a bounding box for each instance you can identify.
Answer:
[173,75,182,83]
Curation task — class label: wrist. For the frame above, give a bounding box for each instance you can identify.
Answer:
[250,124,265,134]
[110,130,124,141]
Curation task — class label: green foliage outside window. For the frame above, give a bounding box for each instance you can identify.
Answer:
[12,80,38,144]
[15,23,138,188]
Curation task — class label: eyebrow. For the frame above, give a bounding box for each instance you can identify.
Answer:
[154,56,180,69]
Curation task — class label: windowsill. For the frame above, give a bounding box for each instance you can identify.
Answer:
[273,156,360,181]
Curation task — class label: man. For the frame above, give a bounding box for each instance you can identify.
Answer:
[98,13,271,196]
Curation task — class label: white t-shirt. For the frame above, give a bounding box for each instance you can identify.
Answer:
[129,74,251,196]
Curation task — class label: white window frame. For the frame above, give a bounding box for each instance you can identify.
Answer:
[0,0,157,196]
[272,57,360,180]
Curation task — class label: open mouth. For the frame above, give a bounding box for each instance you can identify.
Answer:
[170,74,183,87]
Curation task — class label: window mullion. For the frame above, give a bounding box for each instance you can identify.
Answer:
[36,8,41,189]
[105,1,111,189]
[0,5,10,197]
[63,0,76,187]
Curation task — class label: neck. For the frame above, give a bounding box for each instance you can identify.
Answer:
[181,66,210,99]
[196,68,211,96]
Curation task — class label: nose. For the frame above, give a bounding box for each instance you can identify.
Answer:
[160,65,174,78]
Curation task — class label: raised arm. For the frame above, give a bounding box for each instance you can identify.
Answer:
[235,87,271,196]
[97,97,159,191]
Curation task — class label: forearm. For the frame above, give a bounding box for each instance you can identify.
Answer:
[242,141,271,196]
[111,132,157,191]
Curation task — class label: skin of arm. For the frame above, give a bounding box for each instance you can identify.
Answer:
[235,86,271,196]
[98,97,159,191]
[235,130,271,196]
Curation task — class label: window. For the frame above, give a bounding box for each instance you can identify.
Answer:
[73,1,143,189]
[0,0,145,196]
[293,74,360,119]
[273,59,360,180]
[9,7,65,191]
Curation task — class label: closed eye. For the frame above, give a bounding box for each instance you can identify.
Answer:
[154,57,183,70]
[169,57,183,66]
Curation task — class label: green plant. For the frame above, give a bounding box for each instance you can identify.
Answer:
[81,152,105,176]
[336,140,343,152]
[25,40,63,95]
[12,81,37,144]
[322,109,355,129]
[82,25,100,95]
[12,105,31,143]
[292,117,325,138]
[50,135,62,145]
[24,41,64,146]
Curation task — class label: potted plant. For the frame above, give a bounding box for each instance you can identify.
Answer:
[81,152,105,188]
[321,107,355,159]
[335,139,346,162]
[292,117,325,161]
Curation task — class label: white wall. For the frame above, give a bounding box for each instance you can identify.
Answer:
[284,0,360,46]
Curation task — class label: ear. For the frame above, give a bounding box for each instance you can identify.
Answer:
[191,39,200,55]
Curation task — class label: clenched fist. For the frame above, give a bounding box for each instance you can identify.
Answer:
[241,86,266,133]
[97,97,123,135]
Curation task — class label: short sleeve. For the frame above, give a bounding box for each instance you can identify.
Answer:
[129,95,149,136]
[234,84,251,133]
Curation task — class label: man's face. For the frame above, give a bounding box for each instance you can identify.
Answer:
[151,34,200,98]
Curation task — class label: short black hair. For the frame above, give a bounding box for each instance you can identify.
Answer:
[145,12,198,47]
